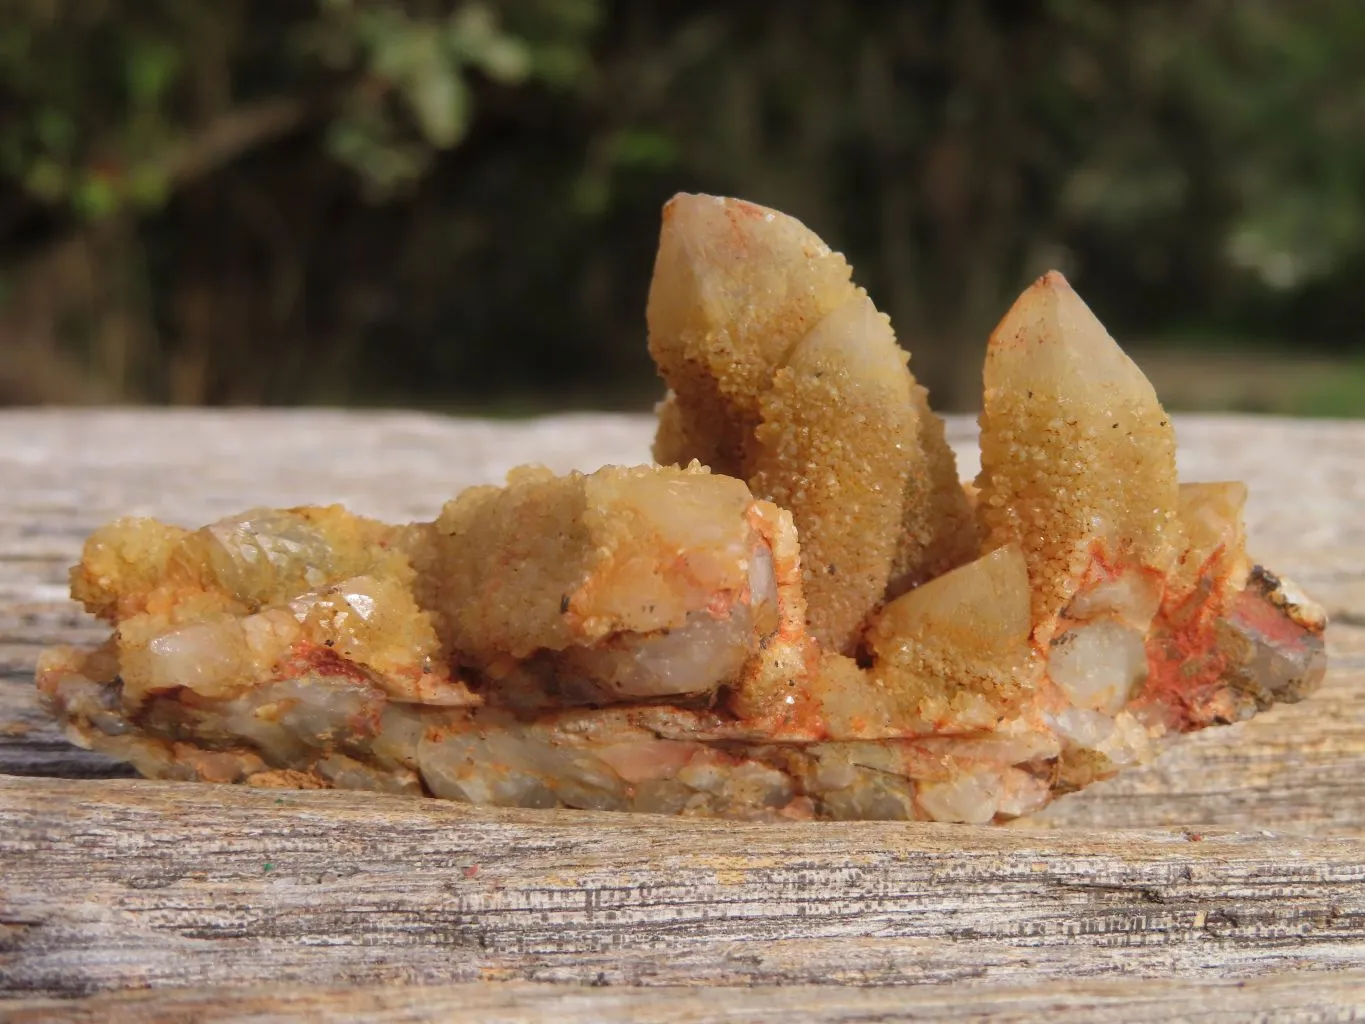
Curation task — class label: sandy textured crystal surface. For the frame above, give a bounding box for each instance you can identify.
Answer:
[649,195,978,651]
[978,272,1181,635]
[36,195,1328,823]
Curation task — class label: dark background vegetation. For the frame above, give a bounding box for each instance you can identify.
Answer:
[2,0,1364,414]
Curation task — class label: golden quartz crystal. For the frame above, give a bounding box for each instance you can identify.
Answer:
[38,195,1327,822]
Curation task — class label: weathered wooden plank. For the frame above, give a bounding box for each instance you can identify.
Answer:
[7,972,1365,1024]
[3,774,1365,998]
[2,409,1365,1016]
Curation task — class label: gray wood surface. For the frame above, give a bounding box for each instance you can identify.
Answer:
[2,409,1364,1020]
[6,973,1365,1023]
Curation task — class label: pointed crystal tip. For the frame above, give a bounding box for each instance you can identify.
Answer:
[986,269,1155,397]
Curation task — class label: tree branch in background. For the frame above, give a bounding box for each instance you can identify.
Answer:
[143,95,316,190]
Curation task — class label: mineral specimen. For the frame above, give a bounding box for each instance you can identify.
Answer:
[37,194,1328,823]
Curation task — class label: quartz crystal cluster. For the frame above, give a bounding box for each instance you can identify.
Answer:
[37,195,1328,823]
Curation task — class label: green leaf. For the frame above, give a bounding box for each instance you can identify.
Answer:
[24,158,67,202]
[446,3,499,55]
[408,64,468,148]
[73,174,119,219]
[326,116,430,195]
[447,5,530,83]
[126,38,180,108]
[526,42,590,88]
[475,37,531,84]
[612,129,677,170]
[369,14,428,80]
[127,166,169,209]
[34,107,75,156]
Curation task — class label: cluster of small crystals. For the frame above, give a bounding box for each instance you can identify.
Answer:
[64,507,471,708]
[34,195,1328,826]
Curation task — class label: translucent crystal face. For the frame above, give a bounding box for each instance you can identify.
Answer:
[984,271,1160,394]
[872,544,1033,653]
[203,510,336,604]
[850,543,1039,734]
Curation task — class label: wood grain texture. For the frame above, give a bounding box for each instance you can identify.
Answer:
[2,409,1364,1018]
[3,776,1365,994]
[6,973,1365,1024]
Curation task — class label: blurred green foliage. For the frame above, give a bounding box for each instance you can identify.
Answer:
[1,0,1363,411]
